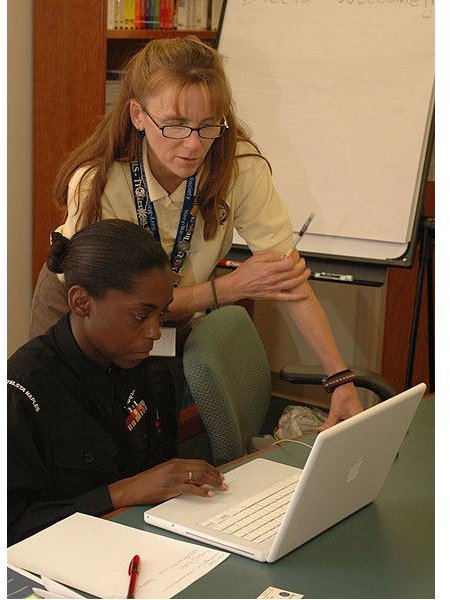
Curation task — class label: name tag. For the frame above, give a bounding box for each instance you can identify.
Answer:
[148,327,176,357]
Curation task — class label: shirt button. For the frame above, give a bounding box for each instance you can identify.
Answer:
[83,452,95,463]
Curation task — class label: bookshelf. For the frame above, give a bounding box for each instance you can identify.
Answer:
[107,29,216,40]
[106,29,216,76]
[32,0,219,287]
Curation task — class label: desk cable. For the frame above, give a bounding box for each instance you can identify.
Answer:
[271,438,313,450]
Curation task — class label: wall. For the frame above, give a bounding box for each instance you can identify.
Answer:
[7,0,33,357]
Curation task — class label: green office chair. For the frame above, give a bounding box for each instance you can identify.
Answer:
[183,305,272,466]
[182,305,396,466]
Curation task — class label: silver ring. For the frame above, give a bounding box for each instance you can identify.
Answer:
[187,471,193,483]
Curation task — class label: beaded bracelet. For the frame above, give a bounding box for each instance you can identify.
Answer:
[321,368,356,392]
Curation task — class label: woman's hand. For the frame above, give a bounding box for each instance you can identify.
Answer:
[165,250,310,318]
[223,250,310,303]
[108,458,228,508]
[316,383,363,432]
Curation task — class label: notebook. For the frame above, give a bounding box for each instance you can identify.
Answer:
[144,383,426,562]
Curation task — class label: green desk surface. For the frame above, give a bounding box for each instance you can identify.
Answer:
[110,396,434,599]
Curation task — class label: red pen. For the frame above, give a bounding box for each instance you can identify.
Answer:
[127,554,140,599]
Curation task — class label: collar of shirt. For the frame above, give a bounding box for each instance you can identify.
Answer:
[52,315,148,419]
[141,139,199,208]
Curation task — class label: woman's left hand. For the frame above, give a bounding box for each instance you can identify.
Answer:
[316,383,362,431]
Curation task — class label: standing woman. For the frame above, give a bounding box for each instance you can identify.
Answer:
[30,35,361,429]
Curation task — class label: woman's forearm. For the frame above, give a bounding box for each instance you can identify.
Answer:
[166,278,232,318]
[285,282,348,375]
[166,250,310,318]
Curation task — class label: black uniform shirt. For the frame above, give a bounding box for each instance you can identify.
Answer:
[7,315,177,546]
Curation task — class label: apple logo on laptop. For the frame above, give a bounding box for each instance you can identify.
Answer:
[347,456,364,482]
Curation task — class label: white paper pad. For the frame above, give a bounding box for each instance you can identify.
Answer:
[7,513,229,599]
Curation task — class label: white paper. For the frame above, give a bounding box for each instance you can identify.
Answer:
[32,588,72,599]
[7,513,229,599]
[221,1,434,258]
[7,562,43,585]
[257,586,304,599]
[148,327,176,357]
[41,575,84,598]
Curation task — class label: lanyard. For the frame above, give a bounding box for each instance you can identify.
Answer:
[130,156,198,282]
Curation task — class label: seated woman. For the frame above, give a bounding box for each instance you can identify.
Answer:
[7,219,226,546]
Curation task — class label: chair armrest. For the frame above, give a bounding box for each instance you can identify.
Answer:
[279,365,397,401]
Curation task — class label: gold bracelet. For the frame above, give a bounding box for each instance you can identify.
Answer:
[210,277,219,310]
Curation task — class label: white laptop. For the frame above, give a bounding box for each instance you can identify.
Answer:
[144,383,426,562]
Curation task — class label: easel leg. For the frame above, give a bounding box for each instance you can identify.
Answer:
[427,228,435,392]
[404,217,434,391]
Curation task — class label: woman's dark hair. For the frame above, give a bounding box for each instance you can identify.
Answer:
[47,219,170,297]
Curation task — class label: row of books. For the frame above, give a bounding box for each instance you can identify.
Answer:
[107,0,224,31]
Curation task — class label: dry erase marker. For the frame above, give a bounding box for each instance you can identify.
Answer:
[313,272,354,282]
[285,212,315,258]
[127,554,140,599]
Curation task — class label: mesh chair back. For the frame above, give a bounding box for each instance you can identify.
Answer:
[183,305,272,466]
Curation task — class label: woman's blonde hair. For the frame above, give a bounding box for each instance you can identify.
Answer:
[53,35,266,240]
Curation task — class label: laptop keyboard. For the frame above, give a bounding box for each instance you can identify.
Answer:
[201,473,298,543]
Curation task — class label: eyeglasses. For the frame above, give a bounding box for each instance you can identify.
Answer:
[141,107,229,139]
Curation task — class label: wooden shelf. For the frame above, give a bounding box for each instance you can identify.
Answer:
[107,29,216,40]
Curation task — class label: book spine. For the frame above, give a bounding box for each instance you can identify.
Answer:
[195,0,208,31]
[160,0,166,29]
[107,0,116,29]
[115,0,124,29]
[175,0,187,30]
[105,73,122,113]
[186,0,194,30]
[207,0,212,31]
[156,0,161,28]
[149,0,154,29]
[167,0,175,29]
[151,0,160,29]
[144,0,152,29]
[134,0,143,29]
[124,0,135,29]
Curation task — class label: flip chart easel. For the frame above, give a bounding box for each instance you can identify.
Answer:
[216,0,435,284]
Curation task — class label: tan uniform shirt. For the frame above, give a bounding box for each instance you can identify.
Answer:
[57,140,294,286]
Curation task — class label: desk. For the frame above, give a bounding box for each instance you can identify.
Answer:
[110,396,434,599]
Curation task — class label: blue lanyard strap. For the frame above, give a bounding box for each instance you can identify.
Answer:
[130,157,198,279]
[130,157,159,240]
[170,175,198,274]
